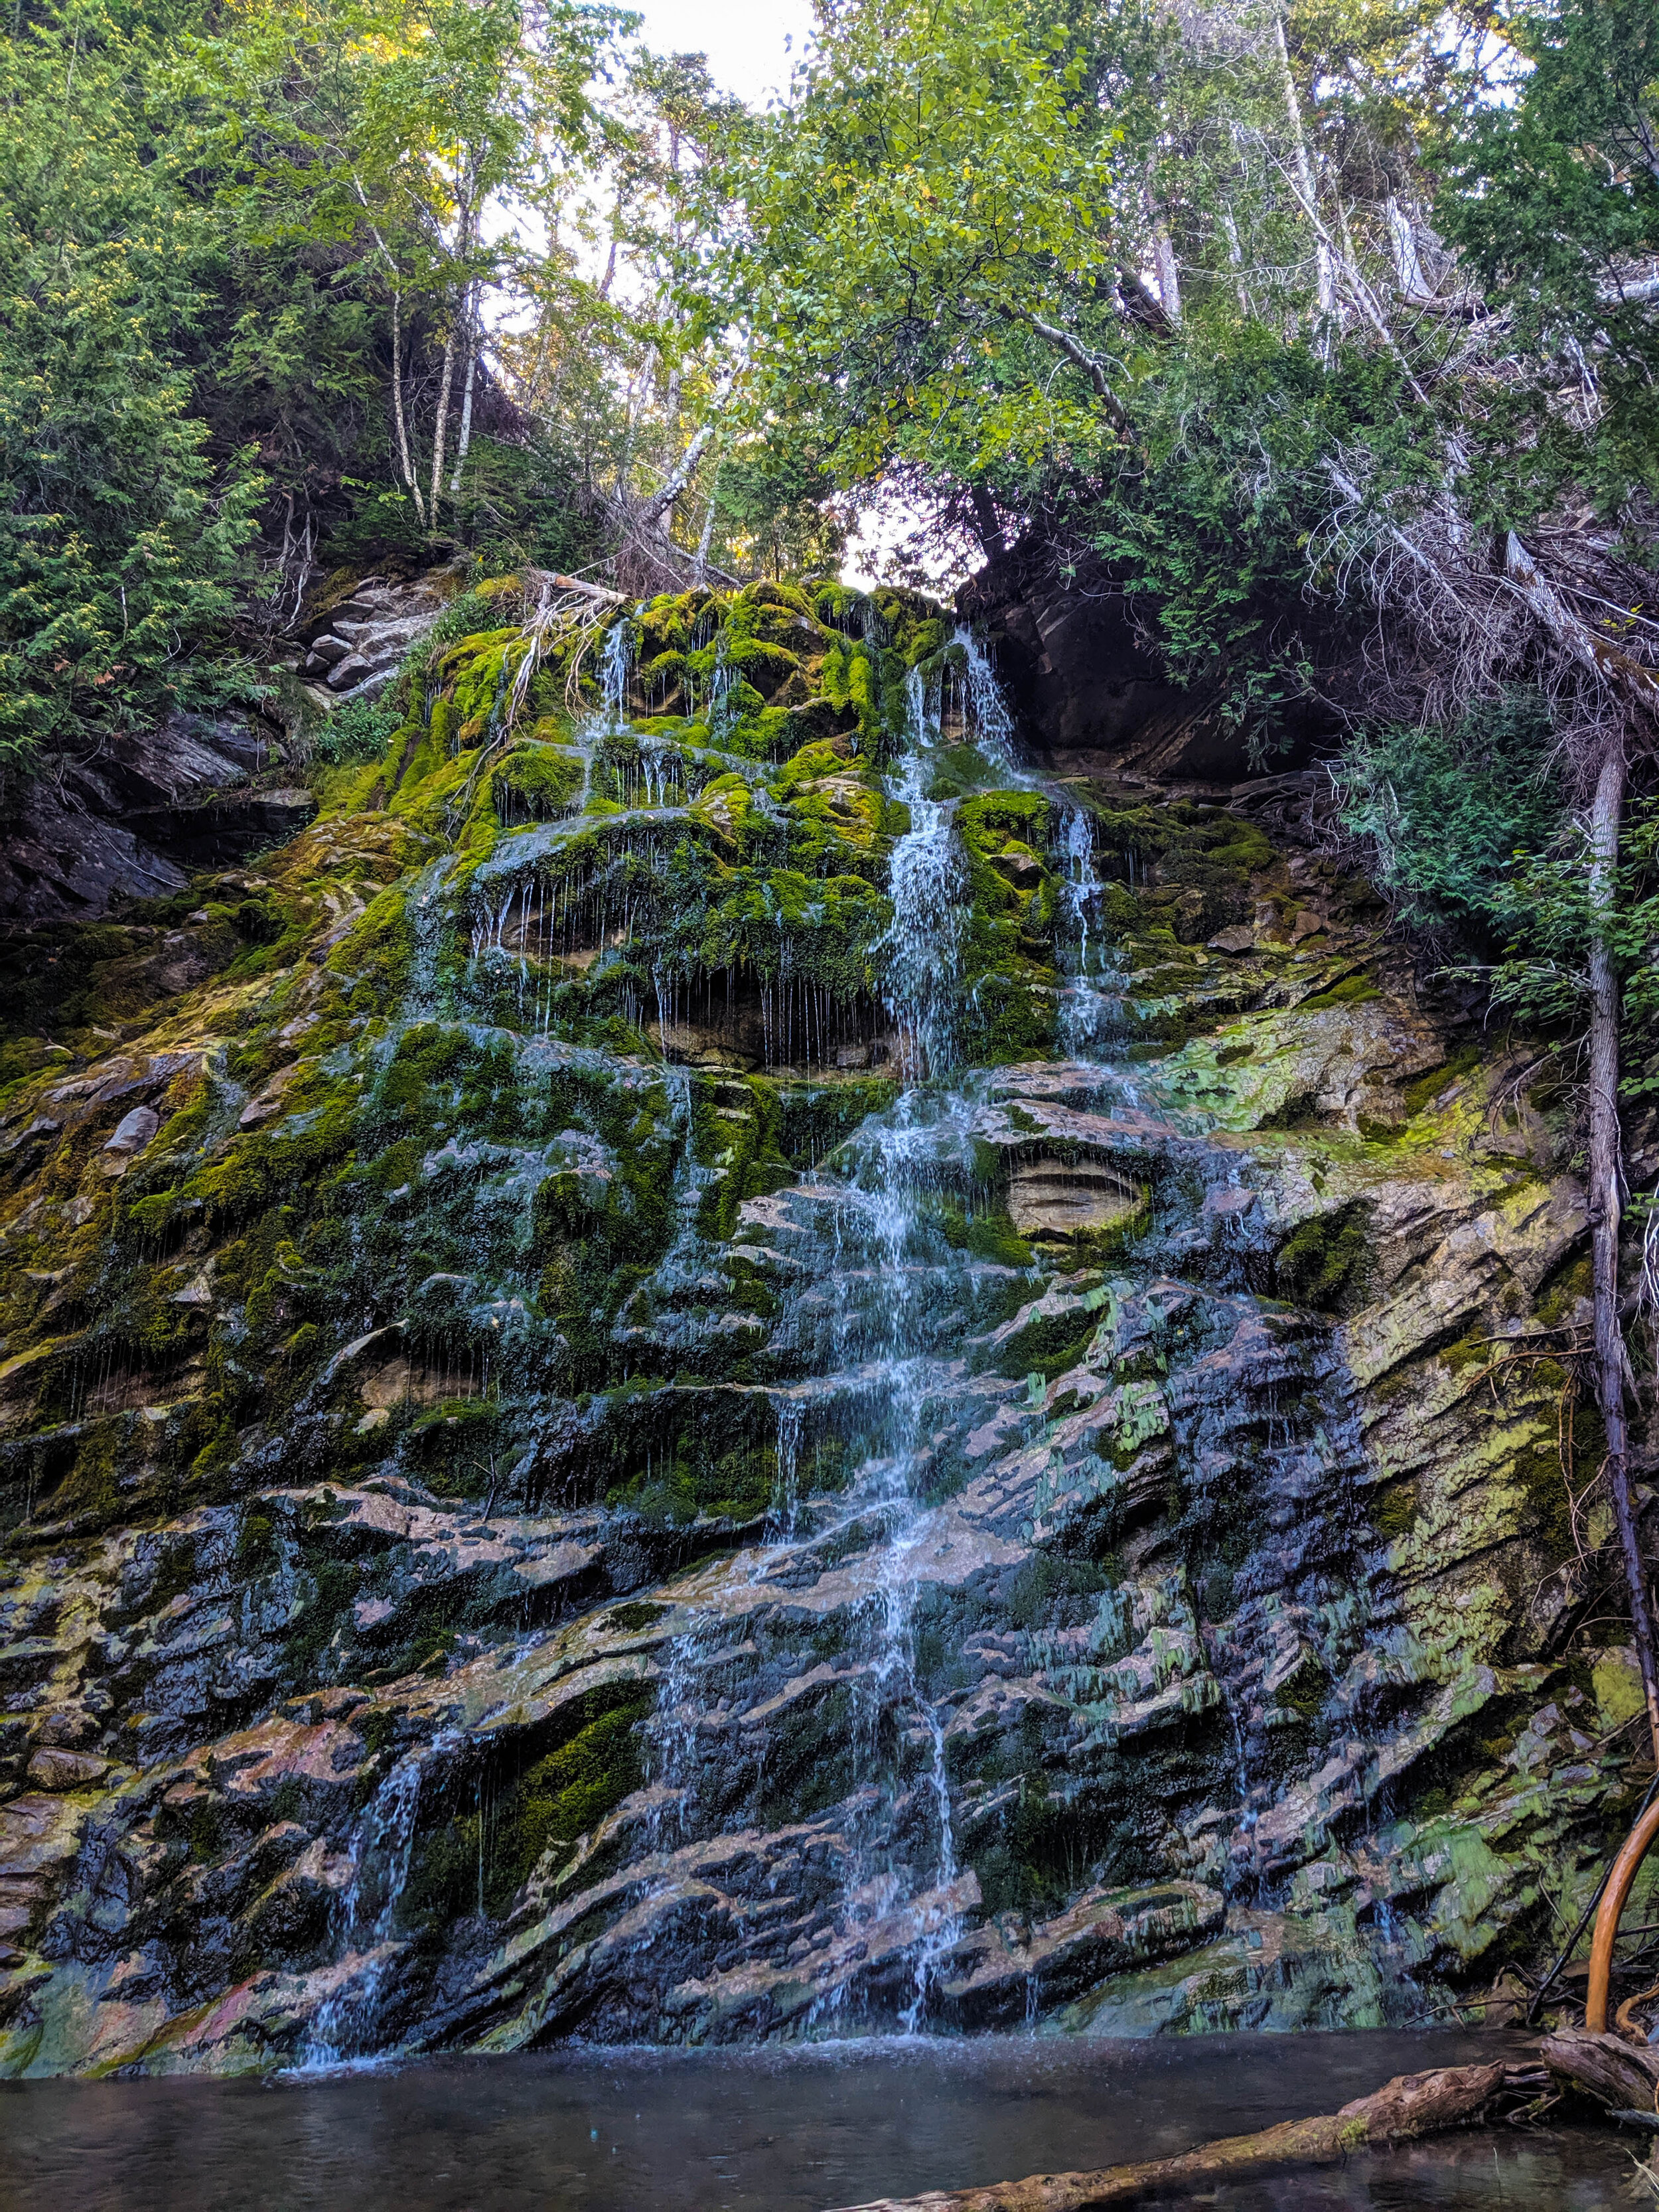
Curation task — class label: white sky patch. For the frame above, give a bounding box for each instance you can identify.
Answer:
[629,0,815,106]
[841,498,974,593]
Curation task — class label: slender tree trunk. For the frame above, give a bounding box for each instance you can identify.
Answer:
[639,418,715,528]
[1149,224,1182,322]
[390,287,426,526]
[429,316,458,525]
[1272,13,1336,317]
[349,175,425,526]
[449,281,478,496]
[1587,738,1659,1763]
[1499,535,1659,1758]
[694,470,719,580]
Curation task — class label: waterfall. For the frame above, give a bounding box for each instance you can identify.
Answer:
[782,646,1041,2026]
[599,614,633,732]
[952,625,1020,777]
[1056,802,1127,1055]
[881,666,966,1077]
[303,1747,433,2067]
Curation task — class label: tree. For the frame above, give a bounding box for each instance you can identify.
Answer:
[209,0,625,542]
[0,0,264,770]
[729,0,1659,1751]
[729,0,1129,538]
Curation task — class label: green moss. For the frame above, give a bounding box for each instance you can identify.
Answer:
[1512,1440,1572,1559]
[934,1200,1035,1271]
[1005,1552,1112,1629]
[492,743,584,822]
[995,1308,1099,1381]
[399,1686,652,1928]
[1271,1202,1372,1314]
[1298,975,1382,1011]
[1372,1480,1419,1540]
[1400,1045,1484,1118]
[601,1601,668,1633]
[1534,1254,1593,1327]
[281,1556,357,1683]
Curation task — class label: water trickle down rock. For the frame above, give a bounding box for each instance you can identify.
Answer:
[0,577,1628,2075]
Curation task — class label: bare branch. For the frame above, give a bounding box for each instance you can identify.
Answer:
[1024,313,1130,429]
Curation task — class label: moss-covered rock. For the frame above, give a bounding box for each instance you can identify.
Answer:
[0,575,1626,2075]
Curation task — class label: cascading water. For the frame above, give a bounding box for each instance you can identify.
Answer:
[599,613,633,732]
[1056,803,1127,1056]
[952,625,1022,779]
[380,621,1369,2044]
[304,1747,435,2066]
[883,665,968,1077]
[2,563,1590,2085]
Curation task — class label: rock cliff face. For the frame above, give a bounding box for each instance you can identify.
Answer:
[0,576,1638,2075]
[0,713,315,932]
[957,537,1331,786]
[0,567,459,931]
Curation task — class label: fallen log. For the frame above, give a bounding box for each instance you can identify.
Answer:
[1543,2026,1659,2113]
[824,2060,1526,2212]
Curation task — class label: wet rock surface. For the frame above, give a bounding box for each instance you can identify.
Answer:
[0,712,313,929]
[0,579,1636,2074]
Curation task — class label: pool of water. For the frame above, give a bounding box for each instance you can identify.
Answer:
[0,2031,1634,2211]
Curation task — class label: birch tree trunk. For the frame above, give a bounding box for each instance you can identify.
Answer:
[1272,13,1336,317]
[350,177,425,525]
[429,318,458,524]
[450,280,479,496]
[390,288,426,526]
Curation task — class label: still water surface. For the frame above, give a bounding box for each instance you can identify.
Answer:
[0,2031,1636,2211]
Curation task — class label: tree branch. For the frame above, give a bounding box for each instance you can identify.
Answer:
[1023,312,1129,429]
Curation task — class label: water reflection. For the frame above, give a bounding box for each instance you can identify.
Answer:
[0,2032,1630,2212]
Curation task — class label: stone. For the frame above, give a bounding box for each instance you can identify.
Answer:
[0,577,1619,2083]
[98,1105,159,1175]
[1006,1157,1143,1238]
[25,1747,110,1791]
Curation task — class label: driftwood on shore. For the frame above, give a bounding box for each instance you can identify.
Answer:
[824,2060,1534,2212]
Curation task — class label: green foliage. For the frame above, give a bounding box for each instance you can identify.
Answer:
[311,697,401,768]
[0,0,265,767]
[729,0,1125,494]
[1333,696,1561,936]
[1479,806,1659,1093]
[1437,0,1659,491]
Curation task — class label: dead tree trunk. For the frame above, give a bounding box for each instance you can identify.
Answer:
[823,2062,1530,2212]
[1587,739,1659,1761]
[1502,533,1659,1761]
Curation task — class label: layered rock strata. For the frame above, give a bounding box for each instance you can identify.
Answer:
[0,576,1638,2075]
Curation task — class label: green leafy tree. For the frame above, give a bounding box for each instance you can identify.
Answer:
[0,0,264,767]
[1437,0,1659,491]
